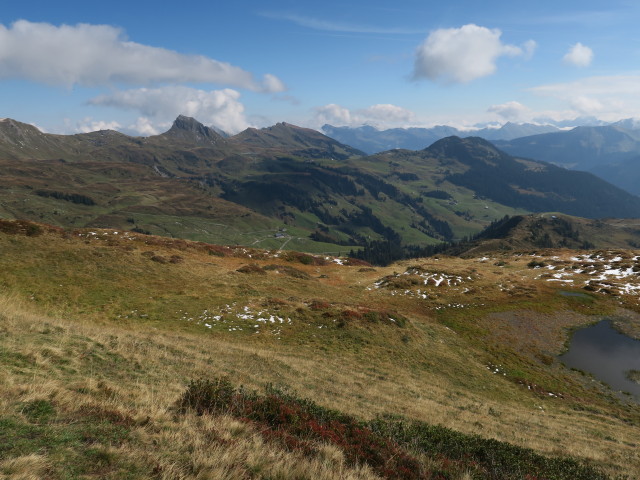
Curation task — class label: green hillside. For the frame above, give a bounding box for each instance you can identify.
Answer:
[0,220,639,478]
[1,116,640,256]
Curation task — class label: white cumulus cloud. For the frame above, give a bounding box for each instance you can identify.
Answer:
[129,117,163,136]
[563,43,593,67]
[487,101,531,121]
[412,24,530,83]
[313,103,416,128]
[314,104,354,126]
[0,20,285,92]
[360,104,416,123]
[569,96,604,114]
[89,86,250,134]
[75,118,123,133]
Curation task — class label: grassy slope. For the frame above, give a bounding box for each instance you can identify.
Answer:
[1,222,639,478]
[0,121,534,251]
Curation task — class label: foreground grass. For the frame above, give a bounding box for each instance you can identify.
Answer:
[1,222,639,478]
[0,295,614,479]
[0,293,635,479]
[176,377,608,479]
[0,295,382,480]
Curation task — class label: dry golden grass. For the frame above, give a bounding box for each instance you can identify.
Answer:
[0,296,386,479]
[1,291,638,478]
[1,227,639,478]
[0,454,49,480]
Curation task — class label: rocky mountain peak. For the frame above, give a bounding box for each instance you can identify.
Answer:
[162,115,224,145]
[0,118,47,145]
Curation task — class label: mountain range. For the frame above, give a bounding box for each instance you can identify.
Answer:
[4,115,640,480]
[321,122,561,154]
[321,121,640,196]
[1,115,640,257]
[494,125,640,195]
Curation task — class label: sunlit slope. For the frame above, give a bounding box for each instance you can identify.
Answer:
[0,220,639,478]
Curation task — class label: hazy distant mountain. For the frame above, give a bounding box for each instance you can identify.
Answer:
[480,122,560,140]
[421,136,640,219]
[610,118,640,130]
[532,116,611,128]
[495,125,640,171]
[321,122,560,154]
[209,125,230,138]
[589,155,640,196]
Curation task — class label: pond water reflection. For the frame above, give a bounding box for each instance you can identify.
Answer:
[560,320,640,401]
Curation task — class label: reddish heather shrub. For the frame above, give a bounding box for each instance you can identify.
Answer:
[236,264,267,275]
[176,378,423,479]
[309,300,331,310]
[0,219,44,236]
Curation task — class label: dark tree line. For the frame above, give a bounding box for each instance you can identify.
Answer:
[35,190,96,206]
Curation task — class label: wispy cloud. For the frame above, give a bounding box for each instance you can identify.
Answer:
[531,75,640,97]
[487,101,531,121]
[530,74,640,119]
[261,12,424,35]
[505,3,636,28]
[313,103,415,128]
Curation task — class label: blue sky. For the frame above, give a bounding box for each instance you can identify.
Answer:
[1,0,640,135]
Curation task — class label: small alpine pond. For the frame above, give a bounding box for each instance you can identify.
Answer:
[560,319,640,401]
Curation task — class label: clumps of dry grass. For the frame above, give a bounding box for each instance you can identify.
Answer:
[0,296,385,480]
[263,264,311,279]
[0,454,49,480]
[147,414,383,480]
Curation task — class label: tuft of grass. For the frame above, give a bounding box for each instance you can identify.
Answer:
[19,399,56,423]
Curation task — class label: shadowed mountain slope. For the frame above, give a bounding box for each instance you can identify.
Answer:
[423,136,640,218]
[495,126,640,171]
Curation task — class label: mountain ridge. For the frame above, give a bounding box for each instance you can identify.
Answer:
[1,115,639,256]
[321,122,561,154]
[153,114,227,146]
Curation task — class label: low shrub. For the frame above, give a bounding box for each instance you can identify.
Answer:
[263,264,311,279]
[176,378,611,480]
[236,264,267,275]
[527,260,546,269]
[309,300,331,310]
[176,377,235,415]
[368,416,608,480]
[169,255,184,264]
[0,219,43,236]
[176,378,422,479]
